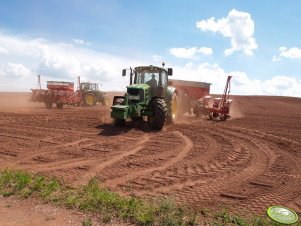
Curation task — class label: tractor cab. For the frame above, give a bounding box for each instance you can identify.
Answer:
[80,82,99,92]
[123,66,172,99]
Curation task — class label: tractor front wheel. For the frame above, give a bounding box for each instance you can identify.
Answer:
[148,98,167,130]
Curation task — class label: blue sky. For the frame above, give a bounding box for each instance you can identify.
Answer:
[0,0,301,96]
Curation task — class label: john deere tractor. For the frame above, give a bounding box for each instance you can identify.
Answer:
[111,65,178,130]
[80,82,108,107]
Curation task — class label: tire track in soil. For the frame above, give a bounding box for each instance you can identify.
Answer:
[28,139,134,173]
[104,131,193,187]
[73,133,150,186]
[134,126,268,197]
[11,138,91,167]
[131,123,299,214]
[129,126,266,200]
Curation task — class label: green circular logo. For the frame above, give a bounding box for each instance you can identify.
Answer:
[267,206,299,224]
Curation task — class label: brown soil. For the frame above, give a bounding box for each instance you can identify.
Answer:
[0,92,301,224]
[0,196,92,226]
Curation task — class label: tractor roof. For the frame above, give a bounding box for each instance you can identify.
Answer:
[135,66,165,71]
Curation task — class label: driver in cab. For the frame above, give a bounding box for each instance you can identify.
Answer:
[146,74,158,89]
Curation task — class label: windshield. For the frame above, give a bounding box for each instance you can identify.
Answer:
[81,83,98,91]
[134,67,167,87]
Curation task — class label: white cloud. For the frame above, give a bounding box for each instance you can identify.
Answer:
[196,9,257,56]
[198,47,213,55]
[0,46,7,54]
[0,31,145,91]
[172,62,301,97]
[0,62,31,78]
[72,39,91,45]
[169,47,213,59]
[272,47,301,61]
[262,76,301,96]
[152,54,163,62]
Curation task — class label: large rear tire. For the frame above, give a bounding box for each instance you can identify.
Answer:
[84,92,96,106]
[148,98,167,130]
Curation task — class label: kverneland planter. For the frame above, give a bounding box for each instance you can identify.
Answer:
[30,76,108,109]
[194,75,233,120]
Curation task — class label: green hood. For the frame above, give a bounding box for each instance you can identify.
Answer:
[127,84,150,90]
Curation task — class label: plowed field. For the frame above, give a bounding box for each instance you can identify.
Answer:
[1,93,301,215]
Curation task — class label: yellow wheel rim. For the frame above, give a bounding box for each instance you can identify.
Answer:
[172,95,177,118]
[85,94,94,106]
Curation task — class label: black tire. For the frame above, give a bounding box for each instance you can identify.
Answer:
[148,98,167,130]
[131,116,143,121]
[56,102,63,109]
[114,118,125,127]
[84,92,96,106]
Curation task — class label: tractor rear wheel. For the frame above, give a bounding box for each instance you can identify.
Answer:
[84,92,96,106]
[148,98,167,130]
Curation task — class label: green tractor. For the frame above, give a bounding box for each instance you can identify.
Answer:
[80,82,108,107]
[111,65,178,130]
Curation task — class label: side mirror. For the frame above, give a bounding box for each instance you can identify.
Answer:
[122,69,126,77]
[167,68,173,76]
